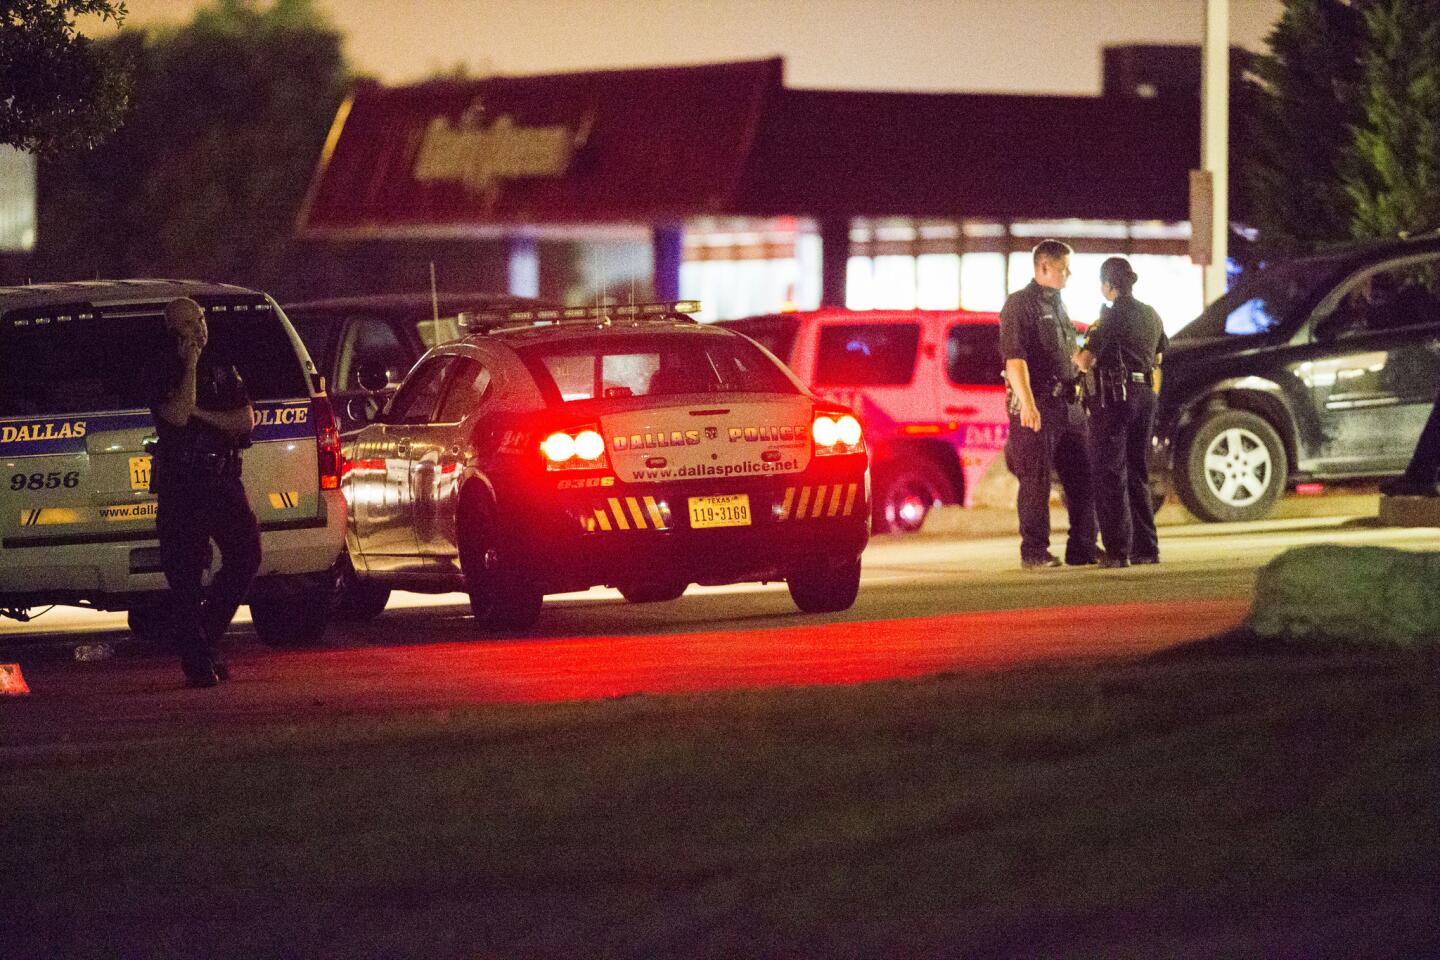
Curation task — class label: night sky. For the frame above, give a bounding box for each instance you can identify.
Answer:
[85,0,1285,93]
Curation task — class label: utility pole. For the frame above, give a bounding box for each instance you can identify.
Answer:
[1199,0,1230,305]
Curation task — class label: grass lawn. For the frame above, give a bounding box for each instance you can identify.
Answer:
[6,641,1438,959]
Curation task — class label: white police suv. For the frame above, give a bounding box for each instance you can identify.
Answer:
[0,280,347,645]
[338,301,870,630]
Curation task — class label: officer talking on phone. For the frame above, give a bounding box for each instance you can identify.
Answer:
[146,297,260,687]
[1074,257,1167,568]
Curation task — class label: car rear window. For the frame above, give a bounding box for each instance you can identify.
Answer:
[946,324,1005,386]
[814,323,919,385]
[517,332,797,404]
[0,297,307,417]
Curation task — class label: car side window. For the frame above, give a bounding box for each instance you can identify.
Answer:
[336,315,408,392]
[814,323,920,385]
[946,325,1005,386]
[1328,263,1440,338]
[435,358,493,423]
[387,357,453,425]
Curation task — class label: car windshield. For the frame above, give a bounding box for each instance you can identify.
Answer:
[1173,259,1346,341]
[517,331,798,403]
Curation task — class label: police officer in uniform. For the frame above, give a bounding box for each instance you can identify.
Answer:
[1074,257,1168,568]
[1000,239,1099,569]
[146,297,260,687]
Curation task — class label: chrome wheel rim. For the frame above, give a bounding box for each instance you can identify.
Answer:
[1202,427,1273,507]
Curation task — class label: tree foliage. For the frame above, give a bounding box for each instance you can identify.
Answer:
[32,0,348,289]
[1240,0,1369,262]
[0,0,132,156]
[1344,0,1440,241]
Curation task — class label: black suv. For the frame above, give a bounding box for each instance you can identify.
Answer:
[1157,234,1440,522]
[282,292,546,432]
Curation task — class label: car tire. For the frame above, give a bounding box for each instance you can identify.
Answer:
[874,459,953,534]
[459,507,543,633]
[1174,408,1288,523]
[249,572,334,647]
[787,555,862,613]
[617,580,688,604]
[127,596,177,648]
[332,550,390,621]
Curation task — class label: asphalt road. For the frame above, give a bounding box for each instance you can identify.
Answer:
[3,503,1437,744]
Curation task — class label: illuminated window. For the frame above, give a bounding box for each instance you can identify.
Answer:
[960,254,1006,311]
[916,254,960,309]
[845,256,875,310]
[872,256,918,309]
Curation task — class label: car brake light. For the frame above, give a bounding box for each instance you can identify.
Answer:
[312,394,342,490]
[542,425,609,471]
[813,410,865,456]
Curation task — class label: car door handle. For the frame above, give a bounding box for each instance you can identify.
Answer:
[945,405,979,415]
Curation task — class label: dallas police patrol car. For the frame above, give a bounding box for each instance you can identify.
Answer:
[0,280,347,646]
[338,300,870,630]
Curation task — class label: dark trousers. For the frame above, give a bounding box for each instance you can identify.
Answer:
[155,470,260,664]
[1401,387,1440,482]
[1005,397,1098,562]
[1089,385,1159,561]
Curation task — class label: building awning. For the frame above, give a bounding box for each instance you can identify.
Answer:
[297,59,783,240]
[297,58,1200,240]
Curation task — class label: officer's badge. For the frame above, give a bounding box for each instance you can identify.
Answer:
[705,426,718,440]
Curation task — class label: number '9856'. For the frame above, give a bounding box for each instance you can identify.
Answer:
[10,471,80,491]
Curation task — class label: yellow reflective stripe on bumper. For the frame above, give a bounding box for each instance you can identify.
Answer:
[625,497,648,529]
[607,498,630,530]
[643,496,666,529]
[777,487,796,521]
[843,482,858,516]
[592,507,612,532]
[795,486,811,519]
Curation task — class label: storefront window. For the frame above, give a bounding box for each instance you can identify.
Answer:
[872,256,918,309]
[960,253,1007,311]
[681,257,806,321]
[916,254,960,309]
[845,256,875,310]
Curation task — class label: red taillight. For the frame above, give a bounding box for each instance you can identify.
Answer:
[812,409,865,457]
[541,424,609,471]
[312,395,342,490]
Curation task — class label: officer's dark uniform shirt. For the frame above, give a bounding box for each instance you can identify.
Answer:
[1082,294,1168,374]
[144,351,251,471]
[999,280,1079,391]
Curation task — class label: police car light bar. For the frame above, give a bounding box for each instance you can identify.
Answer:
[460,300,701,330]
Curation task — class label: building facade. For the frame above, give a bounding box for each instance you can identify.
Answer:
[298,57,1208,331]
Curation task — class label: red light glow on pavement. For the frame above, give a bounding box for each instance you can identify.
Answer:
[6,599,1252,739]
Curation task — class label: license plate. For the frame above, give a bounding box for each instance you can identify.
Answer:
[688,493,751,529]
[129,456,152,491]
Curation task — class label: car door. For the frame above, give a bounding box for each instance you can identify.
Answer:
[1308,260,1440,472]
[940,316,1009,505]
[411,356,494,563]
[348,355,453,569]
[330,313,416,433]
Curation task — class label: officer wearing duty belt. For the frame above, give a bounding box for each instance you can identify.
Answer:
[146,297,261,688]
[1074,257,1168,568]
[1000,239,1099,569]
